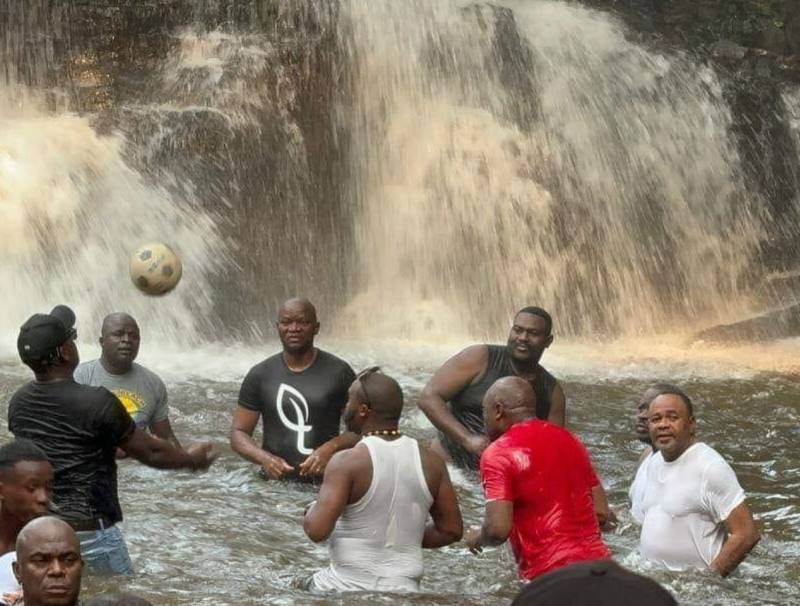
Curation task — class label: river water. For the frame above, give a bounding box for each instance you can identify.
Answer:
[0,339,797,605]
[2,0,800,603]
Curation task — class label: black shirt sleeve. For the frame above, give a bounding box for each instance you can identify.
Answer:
[97,390,136,448]
[238,366,263,411]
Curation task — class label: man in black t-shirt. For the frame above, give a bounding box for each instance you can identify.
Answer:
[8,305,217,575]
[230,298,357,481]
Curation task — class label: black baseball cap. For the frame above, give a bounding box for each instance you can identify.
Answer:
[17,305,77,363]
[511,560,677,606]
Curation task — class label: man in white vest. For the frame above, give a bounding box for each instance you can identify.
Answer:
[304,368,463,591]
[636,385,760,576]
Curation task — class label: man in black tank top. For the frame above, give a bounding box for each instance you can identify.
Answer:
[419,306,566,470]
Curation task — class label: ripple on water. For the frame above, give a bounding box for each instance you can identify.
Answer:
[0,343,798,605]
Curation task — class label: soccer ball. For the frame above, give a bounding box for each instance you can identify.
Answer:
[129,243,183,296]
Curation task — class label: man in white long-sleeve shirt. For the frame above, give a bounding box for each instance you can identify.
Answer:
[635,385,760,577]
[303,367,463,592]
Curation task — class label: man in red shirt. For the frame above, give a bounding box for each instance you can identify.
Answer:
[465,376,610,579]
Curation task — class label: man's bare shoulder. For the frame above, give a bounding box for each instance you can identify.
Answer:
[452,343,489,365]
[417,441,447,492]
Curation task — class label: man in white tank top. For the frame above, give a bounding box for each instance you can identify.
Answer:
[303,367,463,592]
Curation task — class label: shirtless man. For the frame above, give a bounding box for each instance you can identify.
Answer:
[304,368,462,591]
[419,306,565,470]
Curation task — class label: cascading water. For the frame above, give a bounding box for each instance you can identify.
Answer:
[1,3,799,606]
[0,85,226,351]
[334,0,769,339]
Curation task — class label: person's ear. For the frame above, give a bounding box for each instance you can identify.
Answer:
[493,401,504,421]
[544,334,554,348]
[313,322,320,336]
[12,560,20,584]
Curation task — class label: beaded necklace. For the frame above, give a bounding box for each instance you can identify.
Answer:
[363,428,402,438]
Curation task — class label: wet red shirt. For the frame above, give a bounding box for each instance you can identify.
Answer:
[480,419,610,580]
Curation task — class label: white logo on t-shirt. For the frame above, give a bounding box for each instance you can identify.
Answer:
[276,383,313,455]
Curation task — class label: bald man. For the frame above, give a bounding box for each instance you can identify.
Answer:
[13,517,82,606]
[75,313,182,448]
[304,368,462,591]
[465,377,610,580]
[230,298,357,481]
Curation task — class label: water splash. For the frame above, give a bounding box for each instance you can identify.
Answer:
[0,87,226,355]
[335,0,767,340]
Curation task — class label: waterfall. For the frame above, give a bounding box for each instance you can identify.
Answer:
[1,0,798,347]
[334,0,769,339]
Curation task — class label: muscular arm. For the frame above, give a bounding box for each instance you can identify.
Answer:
[710,502,760,577]
[547,382,566,427]
[229,405,293,477]
[418,345,487,449]
[119,426,213,470]
[420,449,463,548]
[303,451,355,543]
[150,418,182,450]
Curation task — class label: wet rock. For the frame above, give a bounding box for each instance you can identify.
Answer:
[711,39,748,61]
[692,304,800,343]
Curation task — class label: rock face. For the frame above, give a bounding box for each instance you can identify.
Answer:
[582,0,800,274]
[693,304,800,343]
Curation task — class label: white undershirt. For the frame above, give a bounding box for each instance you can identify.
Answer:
[0,552,20,604]
[638,442,745,571]
[629,448,654,524]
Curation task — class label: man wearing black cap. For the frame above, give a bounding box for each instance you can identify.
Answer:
[8,305,217,575]
[510,560,677,606]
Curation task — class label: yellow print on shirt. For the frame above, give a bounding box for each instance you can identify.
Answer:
[112,389,143,415]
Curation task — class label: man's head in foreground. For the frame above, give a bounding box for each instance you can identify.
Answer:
[511,560,677,606]
[13,517,82,606]
[482,376,537,441]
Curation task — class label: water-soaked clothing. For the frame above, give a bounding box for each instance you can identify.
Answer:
[8,379,135,525]
[441,345,559,470]
[480,419,610,580]
[238,350,355,469]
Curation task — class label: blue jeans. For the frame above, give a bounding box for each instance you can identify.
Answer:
[76,525,133,575]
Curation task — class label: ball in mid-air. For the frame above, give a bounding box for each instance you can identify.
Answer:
[129,243,182,295]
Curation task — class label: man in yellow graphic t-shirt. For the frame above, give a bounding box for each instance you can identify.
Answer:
[74,313,182,449]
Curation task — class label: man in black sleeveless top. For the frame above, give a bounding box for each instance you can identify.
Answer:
[229,298,357,481]
[419,306,565,470]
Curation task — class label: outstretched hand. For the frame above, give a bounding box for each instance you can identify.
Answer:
[298,443,336,477]
[187,443,219,471]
